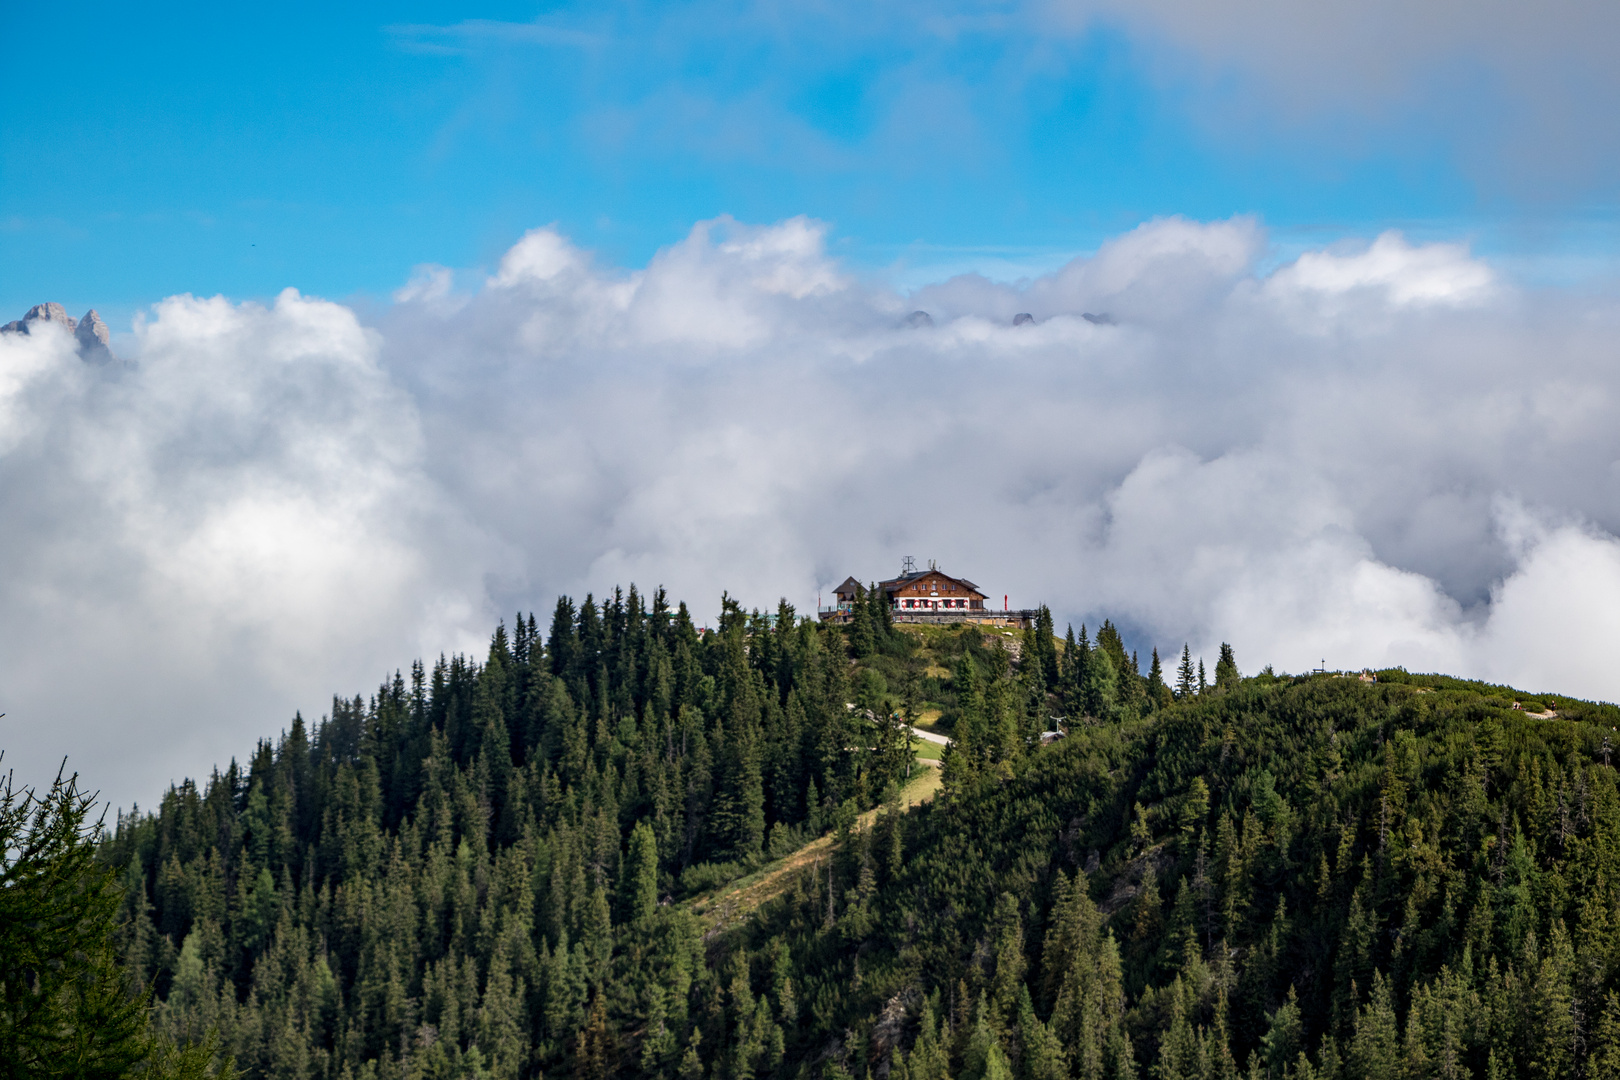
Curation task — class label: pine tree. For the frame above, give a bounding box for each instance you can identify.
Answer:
[943,655,988,791]
[1347,973,1400,1080]
[907,999,950,1080]
[575,994,613,1080]
[1067,626,1091,720]
[1155,976,1198,1080]
[1214,643,1238,691]
[0,768,218,1079]
[1260,986,1302,1080]
[1083,646,1117,721]
[1525,920,1576,1080]
[1175,646,1196,699]
[1589,991,1620,1080]
[1035,606,1059,689]
[962,1003,1012,1080]
[988,893,1026,1020]
[1062,628,1075,712]
[622,822,659,924]
[849,584,877,658]
[1016,984,1066,1080]
[1146,648,1168,712]
[1094,621,1130,685]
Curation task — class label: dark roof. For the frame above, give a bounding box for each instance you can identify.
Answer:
[879,569,982,595]
[833,576,862,595]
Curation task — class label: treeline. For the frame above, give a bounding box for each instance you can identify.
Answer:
[759,670,1620,1080]
[99,586,1620,1080]
[937,611,1237,795]
[102,588,912,1079]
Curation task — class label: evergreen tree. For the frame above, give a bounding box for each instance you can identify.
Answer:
[1175,646,1196,699]
[1083,646,1117,721]
[0,768,218,1079]
[1061,627,1081,712]
[1145,649,1165,713]
[1067,626,1092,720]
[622,822,659,924]
[849,585,877,659]
[1214,643,1239,692]
[1035,606,1059,689]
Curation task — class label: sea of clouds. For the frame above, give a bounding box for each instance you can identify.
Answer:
[5,214,1620,807]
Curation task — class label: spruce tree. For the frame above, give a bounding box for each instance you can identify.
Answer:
[1082,646,1117,721]
[1147,648,1170,712]
[849,584,876,658]
[1062,626,1080,707]
[1176,645,1196,699]
[1214,643,1239,691]
[622,822,659,924]
[548,596,578,680]
[0,768,217,1079]
[1035,606,1059,689]
[942,655,988,792]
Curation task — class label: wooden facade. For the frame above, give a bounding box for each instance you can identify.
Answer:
[823,564,1036,628]
[880,569,986,612]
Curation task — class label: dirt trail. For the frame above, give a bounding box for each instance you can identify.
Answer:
[683,764,942,935]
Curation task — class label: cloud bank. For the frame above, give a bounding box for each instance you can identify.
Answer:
[6,214,1620,807]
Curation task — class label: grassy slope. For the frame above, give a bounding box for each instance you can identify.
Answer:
[682,764,943,933]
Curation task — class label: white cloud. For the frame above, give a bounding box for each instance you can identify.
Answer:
[0,290,495,807]
[1266,232,1496,307]
[7,214,1620,808]
[489,227,587,288]
[393,264,458,306]
[1472,501,1620,701]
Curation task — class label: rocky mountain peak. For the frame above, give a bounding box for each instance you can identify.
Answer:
[2,302,118,363]
[2,301,77,335]
[74,309,115,364]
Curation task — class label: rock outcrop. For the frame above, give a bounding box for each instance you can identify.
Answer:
[74,309,115,364]
[2,301,78,335]
[1,303,118,363]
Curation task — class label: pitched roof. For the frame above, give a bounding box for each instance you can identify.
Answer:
[879,569,982,595]
[832,576,863,596]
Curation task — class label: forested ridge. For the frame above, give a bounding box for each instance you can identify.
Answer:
[91,584,1620,1080]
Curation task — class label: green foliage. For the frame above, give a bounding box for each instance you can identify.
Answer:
[101,590,918,1079]
[96,589,1620,1080]
[739,670,1620,1080]
[1213,645,1238,693]
[0,765,223,1079]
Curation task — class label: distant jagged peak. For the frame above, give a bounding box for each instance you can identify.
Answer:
[2,301,77,335]
[74,309,115,364]
[2,302,118,363]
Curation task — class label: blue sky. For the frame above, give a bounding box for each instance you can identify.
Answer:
[8,0,1618,325]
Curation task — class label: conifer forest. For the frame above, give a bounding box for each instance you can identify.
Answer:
[13,583,1620,1079]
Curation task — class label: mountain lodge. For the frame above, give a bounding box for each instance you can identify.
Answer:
[821,559,1038,628]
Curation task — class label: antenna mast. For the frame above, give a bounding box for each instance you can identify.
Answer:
[901,555,917,575]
